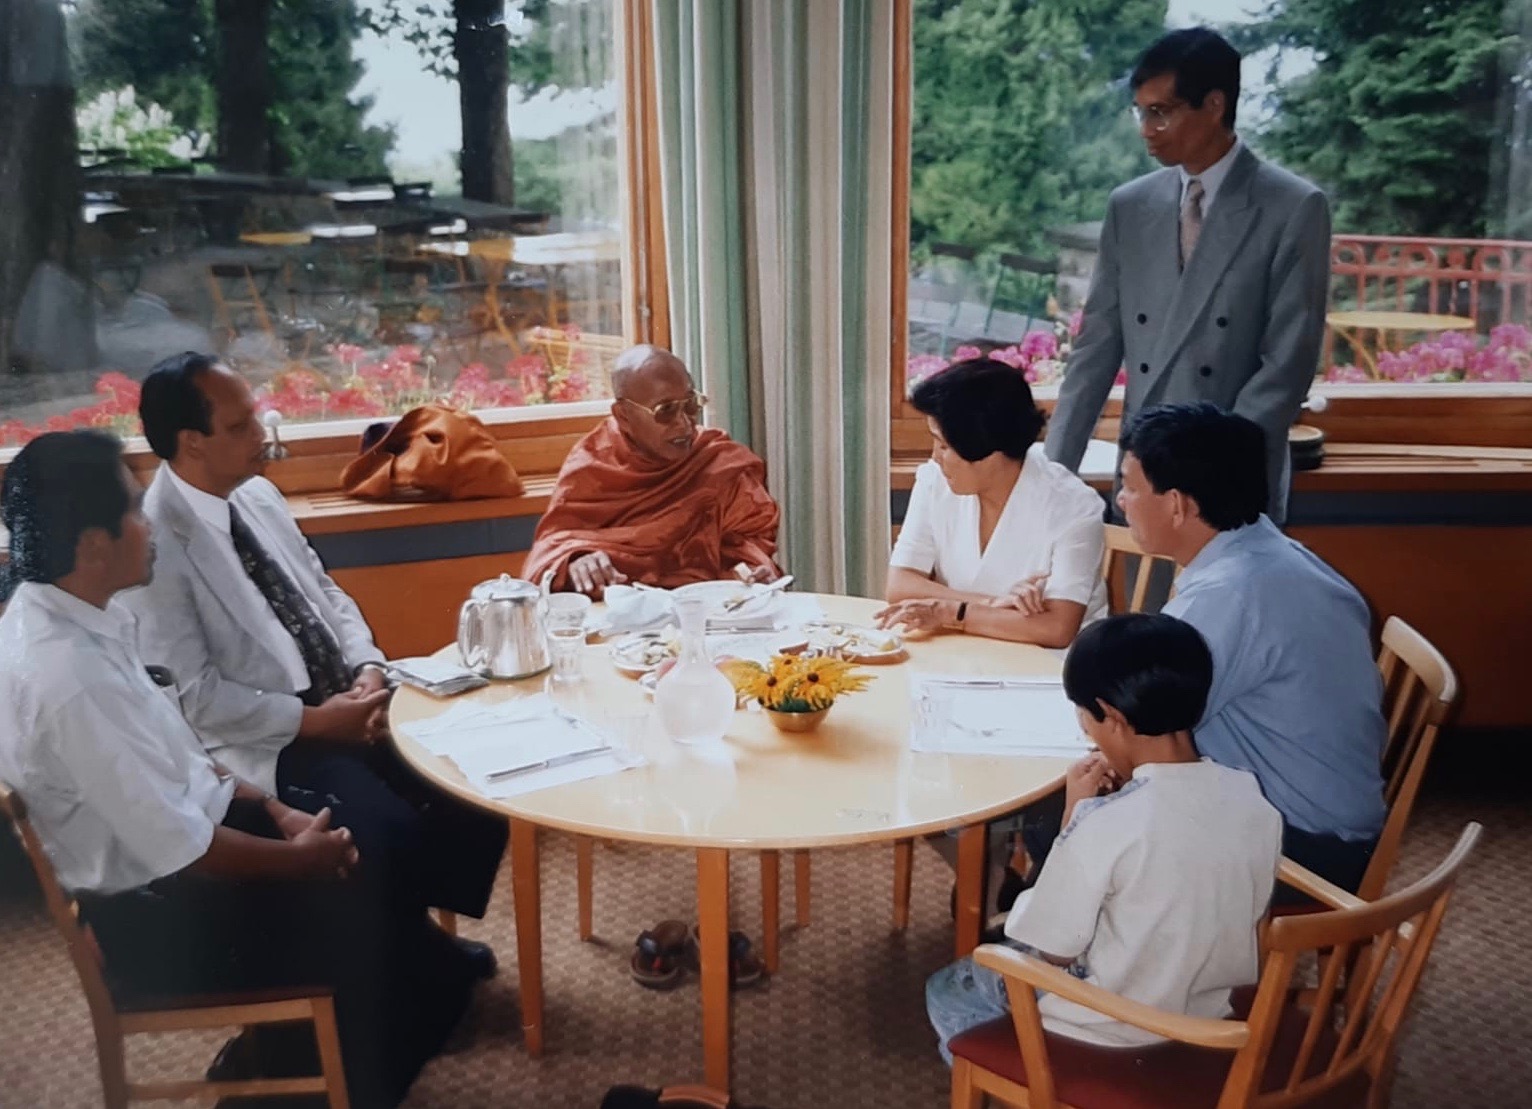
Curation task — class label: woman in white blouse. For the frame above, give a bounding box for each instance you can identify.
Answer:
[878,358,1107,647]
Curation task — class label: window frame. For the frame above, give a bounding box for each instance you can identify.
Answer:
[0,0,668,492]
[887,0,1532,464]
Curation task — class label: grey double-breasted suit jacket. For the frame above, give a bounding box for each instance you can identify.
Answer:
[1045,146,1331,518]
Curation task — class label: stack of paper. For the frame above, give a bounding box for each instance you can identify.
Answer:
[909,674,1090,758]
[398,694,641,798]
[388,656,488,696]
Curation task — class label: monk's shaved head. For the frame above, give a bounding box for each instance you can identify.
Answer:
[609,345,701,463]
[610,344,690,401]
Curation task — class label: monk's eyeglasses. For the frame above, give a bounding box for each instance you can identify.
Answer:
[620,391,707,425]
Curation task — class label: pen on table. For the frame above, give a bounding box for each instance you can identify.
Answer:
[485,744,610,782]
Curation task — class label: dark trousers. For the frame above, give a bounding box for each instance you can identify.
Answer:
[1277,823,1375,904]
[79,804,472,1107]
[276,739,507,919]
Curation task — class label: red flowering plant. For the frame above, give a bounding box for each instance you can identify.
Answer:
[1324,324,1532,384]
[905,310,1118,393]
[0,372,143,449]
[0,337,612,450]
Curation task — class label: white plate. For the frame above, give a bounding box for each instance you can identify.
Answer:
[672,580,777,621]
[803,622,905,662]
[609,630,680,675]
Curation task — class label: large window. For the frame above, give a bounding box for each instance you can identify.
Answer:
[1,0,631,451]
[899,0,1532,401]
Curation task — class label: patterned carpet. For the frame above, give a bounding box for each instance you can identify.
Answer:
[0,781,1528,1109]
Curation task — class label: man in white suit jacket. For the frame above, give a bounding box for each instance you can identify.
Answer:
[1045,28,1331,521]
[122,353,507,949]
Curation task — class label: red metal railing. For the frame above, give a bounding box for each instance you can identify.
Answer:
[1329,234,1532,329]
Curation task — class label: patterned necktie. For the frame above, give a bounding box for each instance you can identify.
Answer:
[227,503,354,707]
[1180,177,1205,270]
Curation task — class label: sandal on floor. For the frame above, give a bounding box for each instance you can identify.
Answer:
[688,925,766,990]
[630,919,690,990]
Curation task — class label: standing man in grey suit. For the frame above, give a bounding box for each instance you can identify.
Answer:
[1045,27,1331,521]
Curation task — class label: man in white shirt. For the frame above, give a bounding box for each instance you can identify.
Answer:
[926,613,1281,1057]
[0,430,470,1106]
[121,352,506,967]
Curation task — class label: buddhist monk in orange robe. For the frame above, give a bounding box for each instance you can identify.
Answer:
[525,345,782,596]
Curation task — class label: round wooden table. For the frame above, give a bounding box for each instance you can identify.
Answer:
[389,594,1071,1089]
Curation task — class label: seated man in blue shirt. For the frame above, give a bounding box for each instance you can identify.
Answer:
[1117,402,1387,891]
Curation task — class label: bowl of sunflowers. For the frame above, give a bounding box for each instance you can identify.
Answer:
[723,652,872,733]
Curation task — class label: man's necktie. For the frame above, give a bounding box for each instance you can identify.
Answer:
[227,504,354,707]
[1180,177,1205,270]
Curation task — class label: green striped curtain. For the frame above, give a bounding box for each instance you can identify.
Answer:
[650,0,893,597]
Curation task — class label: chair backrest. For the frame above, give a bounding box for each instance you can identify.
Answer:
[1358,617,1460,900]
[1099,524,1179,614]
[0,783,122,1037]
[1228,823,1480,1109]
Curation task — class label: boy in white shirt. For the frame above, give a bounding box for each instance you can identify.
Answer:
[926,612,1282,1057]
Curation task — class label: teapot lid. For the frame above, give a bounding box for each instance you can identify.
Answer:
[470,573,540,602]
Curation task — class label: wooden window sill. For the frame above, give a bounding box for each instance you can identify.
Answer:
[892,443,1532,495]
[288,476,557,536]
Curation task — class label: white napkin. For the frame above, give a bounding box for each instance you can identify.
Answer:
[594,584,676,635]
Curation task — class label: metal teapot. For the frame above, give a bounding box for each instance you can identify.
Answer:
[456,574,550,679]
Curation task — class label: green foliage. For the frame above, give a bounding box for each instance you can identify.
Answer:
[268,0,393,177]
[1237,0,1516,237]
[910,0,1166,261]
[72,0,393,177]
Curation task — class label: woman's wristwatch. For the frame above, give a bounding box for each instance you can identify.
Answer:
[955,601,968,630]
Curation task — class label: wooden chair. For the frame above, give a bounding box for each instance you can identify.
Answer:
[1100,524,1180,614]
[950,822,1481,1109]
[1362,616,1460,901]
[0,782,350,1108]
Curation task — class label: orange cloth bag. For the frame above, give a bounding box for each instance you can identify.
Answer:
[339,404,524,501]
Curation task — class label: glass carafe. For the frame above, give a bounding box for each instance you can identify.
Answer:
[654,596,737,745]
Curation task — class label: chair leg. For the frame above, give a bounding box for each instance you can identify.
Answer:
[951,1057,984,1109]
[893,838,914,931]
[576,837,594,941]
[760,851,780,974]
[96,1029,131,1109]
[436,908,457,936]
[794,850,811,928]
[311,996,352,1109]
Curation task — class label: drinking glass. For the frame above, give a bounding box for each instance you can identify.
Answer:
[545,593,592,686]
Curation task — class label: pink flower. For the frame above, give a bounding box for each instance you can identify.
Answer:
[1325,364,1369,384]
[950,345,982,362]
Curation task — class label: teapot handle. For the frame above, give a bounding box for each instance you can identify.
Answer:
[457,600,487,671]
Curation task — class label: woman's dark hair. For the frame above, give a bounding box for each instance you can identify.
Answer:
[1121,402,1267,531]
[1131,27,1240,130]
[139,350,218,460]
[909,358,1047,463]
[1063,613,1213,735]
[0,430,130,599]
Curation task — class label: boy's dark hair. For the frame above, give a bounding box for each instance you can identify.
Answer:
[1121,402,1267,531]
[1063,613,1213,735]
[139,350,218,461]
[1131,27,1240,130]
[909,358,1047,463]
[0,430,130,599]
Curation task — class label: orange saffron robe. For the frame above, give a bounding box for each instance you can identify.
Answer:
[524,418,782,590]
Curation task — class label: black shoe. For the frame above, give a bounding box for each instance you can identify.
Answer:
[452,935,498,980]
[207,1031,262,1082]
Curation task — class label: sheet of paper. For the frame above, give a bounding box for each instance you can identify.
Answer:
[909,674,1090,757]
[398,694,642,797]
